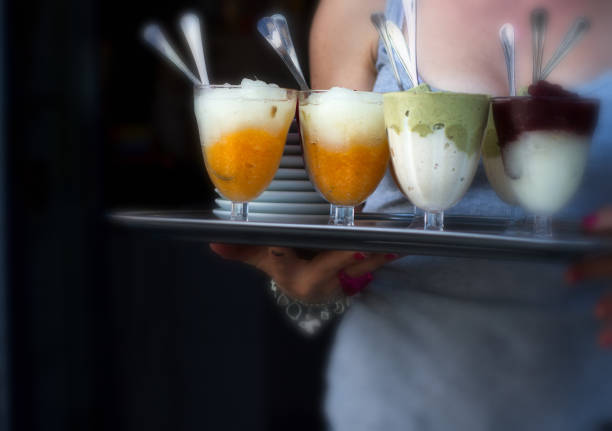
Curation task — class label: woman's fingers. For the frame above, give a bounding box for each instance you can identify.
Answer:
[258,247,302,283]
[210,245,400,301]
[583,206,612,234]
[577,207,612,348]
[209,243,266,265]
[344,253,400,277]
[566,256,612,283]
[308,250,370,281]
[595,294,612,320]
[598,326,612,349]
[593,292,612,349]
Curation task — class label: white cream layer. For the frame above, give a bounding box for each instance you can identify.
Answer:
[299,87,385,148]
[388,127,480,212]
[194,79,296,146]
[503,130,589,215]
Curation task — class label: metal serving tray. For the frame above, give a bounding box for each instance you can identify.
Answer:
[108,209,612,262]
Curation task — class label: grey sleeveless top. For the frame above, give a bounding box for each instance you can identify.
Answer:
[324,1,612,430]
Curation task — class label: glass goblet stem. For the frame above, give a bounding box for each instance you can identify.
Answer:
[424,210,444,231]
[231,202,249,221]
[331,205,355,226]
[533,214,553,237]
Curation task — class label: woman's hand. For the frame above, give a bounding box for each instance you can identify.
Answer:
[210,244,398,301]
[565,207,612,347]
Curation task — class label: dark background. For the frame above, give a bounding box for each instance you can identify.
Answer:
[4,0,339,430]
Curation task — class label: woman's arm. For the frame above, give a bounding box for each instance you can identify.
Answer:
[309,0,384,90]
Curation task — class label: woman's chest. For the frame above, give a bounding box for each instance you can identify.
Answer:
[412,0,611,96]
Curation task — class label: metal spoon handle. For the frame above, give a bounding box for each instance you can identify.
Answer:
[142,23,201,86]
[540,17,590,81]
[257,15,309,90]
[271,15,304,77]
[530,8,548,83]
[370,13,404,90]
[499,23,516,96]
[402,0,418,84]
[385,20,417,88]
[179,13,209,85]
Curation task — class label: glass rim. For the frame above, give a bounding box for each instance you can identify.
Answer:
[383,90,489,99]
[194,84,297,101]
[298,88,383,104]
[195,84,297,92]
[300,88,382,94]
[491,95,600,105]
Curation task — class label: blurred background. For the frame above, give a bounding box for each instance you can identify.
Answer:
[2,0,339,429]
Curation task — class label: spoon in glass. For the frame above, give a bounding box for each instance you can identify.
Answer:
[401,0,418,85]
[142,23,201,86]
[179,13,209,85]
[539,17,590,81]
[385,20,417,88]
[530,8,548,83]
[499,23,516,96]
[370,13,404,90]
[378,19,420,223]
[257,14,309,90]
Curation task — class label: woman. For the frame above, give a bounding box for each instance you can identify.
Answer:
[213,0,612,429]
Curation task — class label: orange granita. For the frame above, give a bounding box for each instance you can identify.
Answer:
[203,127,285,201]
[303,137,389,206]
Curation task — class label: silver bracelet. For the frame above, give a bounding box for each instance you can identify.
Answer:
[269,279,351,335]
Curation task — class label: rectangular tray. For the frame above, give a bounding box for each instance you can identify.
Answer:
[108,210,612,262]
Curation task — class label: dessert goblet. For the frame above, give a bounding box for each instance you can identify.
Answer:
[194,79,297,221]
[298,88,389,226]
[491,81,599,236]
[383,87,490,230]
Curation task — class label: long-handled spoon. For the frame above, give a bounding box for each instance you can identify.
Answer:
[270,14,304,81]
[142,23,201,86]
[539,17,590,81]
[499,23,516,96]
[385,20,417,88]
[371,13,404,90]
[179,13,209,85]
[257,14,309,90]
[401,0,418,84]
[530,8,548,83]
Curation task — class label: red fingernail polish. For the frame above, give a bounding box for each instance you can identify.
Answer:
[384,253,400,260]
[565,267,583,284]
[354,252,366,260]
[595,301,612,319]
[598,330,612,349]
[582,213,598,231]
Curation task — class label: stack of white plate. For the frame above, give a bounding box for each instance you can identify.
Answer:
[213,126,329,223]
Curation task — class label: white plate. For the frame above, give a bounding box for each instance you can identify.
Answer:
[215,199,329,215]
[215,189,323,203]
[212,209,328,223]
[274,168,309,180]
[283,145,302,155]
[280,155,304,168]
[267,180,315,191]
